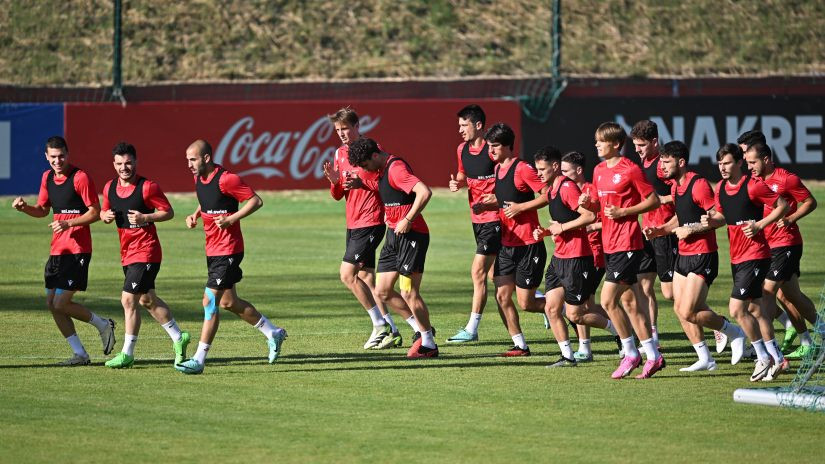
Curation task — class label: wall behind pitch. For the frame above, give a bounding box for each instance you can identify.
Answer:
[0,104,63,195]
[65,100,521,193]
[522,95,825,181]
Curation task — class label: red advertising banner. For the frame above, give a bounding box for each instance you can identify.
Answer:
[65,100,521,192]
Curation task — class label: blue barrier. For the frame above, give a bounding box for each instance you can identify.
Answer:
[0,104,63,195]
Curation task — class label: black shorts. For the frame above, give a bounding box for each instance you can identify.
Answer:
[651,235,678,282]
[206,252,244,290]
[494,242,547,289]
[675,252,719,286]
[122,262,161,294]
[44,253,91,291]
[472,221,502,255]
[343,224,385,269]
[766,245,803,282]
[377,229,429,276]
[731,258,770,300]
[604,250,643,285]
[545,256,597,305]
[638,239,657,274]
[585,267,606,297]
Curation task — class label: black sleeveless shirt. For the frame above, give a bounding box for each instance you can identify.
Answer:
[643,157,671,196]
[461,143,495,180]
[674,175,706,227]
[548,177,580,223]
[108,177,154,229]
[495,159,534,208]
[378,156,416,207]
[47,168,88,214]
[718,175,764,226]
[196,167,239,214]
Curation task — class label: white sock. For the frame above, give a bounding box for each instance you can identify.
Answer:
[558,339,573,359]
[254,316,279,340]
[721,319,741,338]
[122,334,138,357]
[752,340,769,362]
[88,312,110,332]
[406,316,421,333]
[640,338,661,360]
[777,311,792,330]
[383,312,398,332]
[621,336,640,358]
[764,338,784,363]
[193,342,210,364]
[420,329,436,349]
[604,320,618,336]
[161,319,182,342]
[512,333,527,349]
[693,341,711,363]
[367,306,385,327]
[578,339,592,356]
[66,334,87,356]
[651,325,659,344]
[465,312,482,334]
[799,331,812,346]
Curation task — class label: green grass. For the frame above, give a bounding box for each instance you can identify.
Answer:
[2,0,823,85]
[1,187,825,463]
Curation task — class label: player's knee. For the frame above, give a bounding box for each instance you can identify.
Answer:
[139,294,155,309]
[516,294,532,311]
[375,286,392,303]
[52,297,70,313]
[566,306,584,323]
[203,289,218,320]
[339,270,356,287]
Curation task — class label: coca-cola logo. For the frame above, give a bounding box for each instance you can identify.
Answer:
[214,115,380,180]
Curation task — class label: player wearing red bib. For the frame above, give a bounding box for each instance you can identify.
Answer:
[701,143,789,380]
[447,104,502,343]
[558,151,619,361]
[12,136,115,366]
[321,107,407,350]
[99,142,190,368]
[743,137,820,360]
[474,123,549,357]
[588,122,664,379]
[348,138,438,359]
[176,140,286,375]
[629,120,677,348]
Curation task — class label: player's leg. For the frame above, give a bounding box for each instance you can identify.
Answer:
[360,267,404,348]
[544,285,571,362]
[601,280,643,378]
[342,261,388,349]
[448,253,495,343]
[637,272,659,345]
[495,275,529,356]
[105,290,141,368]
[671,273,717,372]
[47,289,89,366]
[52,289,115,358]
[401,272,438,358]
[138,290,190,364]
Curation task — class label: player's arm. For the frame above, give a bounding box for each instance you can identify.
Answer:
[546,205,596,236]
[395,182,431,234]
[743,196,788,238]
[645,215,680,239]
[322,161,344,200]
[215,194,263,229]
[12,197,49,218]
[186,205,202,229]
[472,194,499,213]
[658,194,673,205]
[50,202,101,232]
[781,194,816,227]
[605,191,660,220]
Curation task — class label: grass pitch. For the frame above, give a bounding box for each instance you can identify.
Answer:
[1,188,824,463]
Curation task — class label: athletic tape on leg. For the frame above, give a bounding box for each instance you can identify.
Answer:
[399,275,412,292]
[204,288,218,320]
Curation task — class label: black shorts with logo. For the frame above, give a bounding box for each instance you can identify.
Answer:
[343,224,386,269]
[377,229,429,276]
[731,258,770,300]
[675,251,719,286]
[767,244,803,282]
[585,267,606,297]
[604,249,643,285]
[472,221,502,256]
[122,262,161,294]
[44,253,91,291]
[651,235,678,282]
[638,238,658,275]
[494,242,547,289]
[206,252,244,290]
[545,256,597,305]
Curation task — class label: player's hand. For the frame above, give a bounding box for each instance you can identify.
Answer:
[776,216,792,228]
[674,226,691,240]
[604,205,624,220]
[533,226,547,241]
[547,221,563,236]
[742,220,762,238]
[578,191,591,207]
[127,210,147,226]
[343,175,363,190]
[12,196,27,211]
[49,220,70,232]
[643,226,662,239]
[395,217,412,234]
[213,215,233,229]
[503,201,524,218]
[658,194,673,205]
[100,209,116,223]
[185,214,199,229]
[322,161,340,185]
[449,174,459,192]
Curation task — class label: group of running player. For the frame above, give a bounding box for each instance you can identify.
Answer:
[12,104,819,379]
[326,104,819,382]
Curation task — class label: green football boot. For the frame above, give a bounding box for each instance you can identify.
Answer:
[173,331,191,365]
[105,352,134,369]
